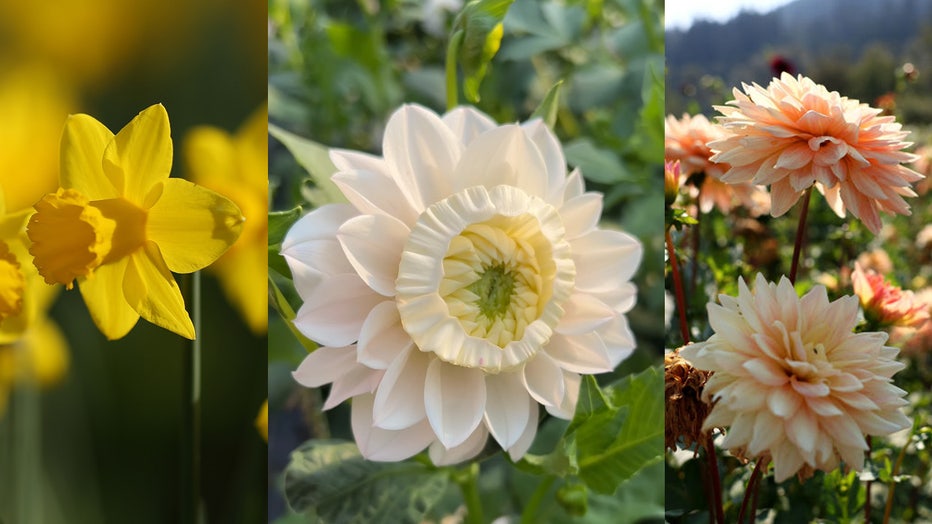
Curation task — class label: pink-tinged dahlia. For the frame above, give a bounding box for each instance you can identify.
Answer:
[282,104,642,464]
[852,262,929,329]
[665,113,769,216]
[678,274,911,483]
[708,73,923,234]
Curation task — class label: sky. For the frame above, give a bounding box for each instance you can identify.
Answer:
[664,0,798,30]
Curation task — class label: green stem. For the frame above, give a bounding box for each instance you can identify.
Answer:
[14,349,41,524]
[445,30,465,111]
[884,423,917,523]
[455,462,484,524]
[182,271,202,524]
[520,476,556,524]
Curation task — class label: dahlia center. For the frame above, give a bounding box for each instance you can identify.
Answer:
[396,185,576,373]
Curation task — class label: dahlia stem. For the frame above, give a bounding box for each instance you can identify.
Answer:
[789,188,813,285]
[181,271,202,524]
[455,462,484,524]
[884,424,916,523]
[865,436,872,524]
[445,30,464,111]
[737,457,766,524]
[520,475,555,524]
[666,229,690,344]
[702,433,725,524]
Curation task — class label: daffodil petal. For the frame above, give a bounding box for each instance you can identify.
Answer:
[77,257,139,340]
[211,244,267,334]
[123,241,194,339]
[61,114,120,199]
[103,104,172,205]
[183,126,236,189]
[147,178,243,274]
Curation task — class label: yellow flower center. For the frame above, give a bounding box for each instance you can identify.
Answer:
[0,241,25,320]
[441,216,555,348]
[28,188,146,289]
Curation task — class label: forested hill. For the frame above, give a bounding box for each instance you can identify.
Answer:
[665,0,932,121]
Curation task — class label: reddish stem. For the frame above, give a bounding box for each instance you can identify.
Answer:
[703,433,725,524]
[737,457,766,524]
[866,436,872,524]
[666,228,690,344]
[789,188,812,285]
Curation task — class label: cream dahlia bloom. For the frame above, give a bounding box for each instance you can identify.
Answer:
[709,73,923,234]
[665,113,769,216]
[282,104,641,464]
[679,274,910,483]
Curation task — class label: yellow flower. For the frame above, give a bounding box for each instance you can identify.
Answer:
[255,400,268,442]
[26,104,244,340]
[0,189,69,417]
[184,105,268,334]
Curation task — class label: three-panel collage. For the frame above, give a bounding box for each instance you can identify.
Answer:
[1,0,931,522]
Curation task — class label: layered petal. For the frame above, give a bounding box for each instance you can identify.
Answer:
[122,241,194,339]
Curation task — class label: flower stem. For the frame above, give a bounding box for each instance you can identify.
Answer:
[789,188,812,285]
[883,424,916,523]
[865,436,872,524]
[445,30,465,111]
[666,228,690,344]
[181,271,202,523]
[455,462,484,524]
[737,457,766,524]
[703,433,725,524]
[13,360,41,524]
[520,476,555,524]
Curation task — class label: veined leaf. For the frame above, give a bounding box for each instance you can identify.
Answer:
[284,440,449,523]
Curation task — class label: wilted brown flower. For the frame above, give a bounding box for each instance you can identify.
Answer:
[665,350,713,451]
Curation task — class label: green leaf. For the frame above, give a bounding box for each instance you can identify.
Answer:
[572,366,664,494]
[564,138,632,184]
[454,0,515,103]
[268,272,317,353]
[269,206,303,247]
[529,80,564,130]
[284,440,449,523]
[268,123,345,206]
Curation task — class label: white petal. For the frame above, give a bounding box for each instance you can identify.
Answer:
[555,293,614,335]
[522,352,565,407]
[424,359,487,448]
[331,160,419,225]
[508,397,540,461]
[382,104,462,211]
[352,394,434,462]
[451,124,549,199]
[429,424,490,466]
[325,365,383,410]
[337,214,410,296]
[442,106,497,146]
[521,118,567,203]
[559,193,603,239]
[545,370,580,419]
[545,332,613,374]
[562,168,585,201]
[357,301,414,369]
[293,274,383,347]
[599,314,637,367]
[372,346,430,430]
[772,440,805,482]
[483,372,531,449]
[571,230,643,293]
[281,204,358,297]
[292,345,356,388]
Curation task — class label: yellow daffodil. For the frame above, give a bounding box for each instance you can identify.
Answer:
[255,400,268,442]
[0,65,76,213]
[26,104,244,340]
[184,104,268,334]
[0,184,69,417]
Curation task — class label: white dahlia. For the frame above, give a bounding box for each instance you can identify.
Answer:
[282,104,642,464]
[679,274,911,482]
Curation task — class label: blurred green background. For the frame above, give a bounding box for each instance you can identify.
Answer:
[0,0,268,522]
